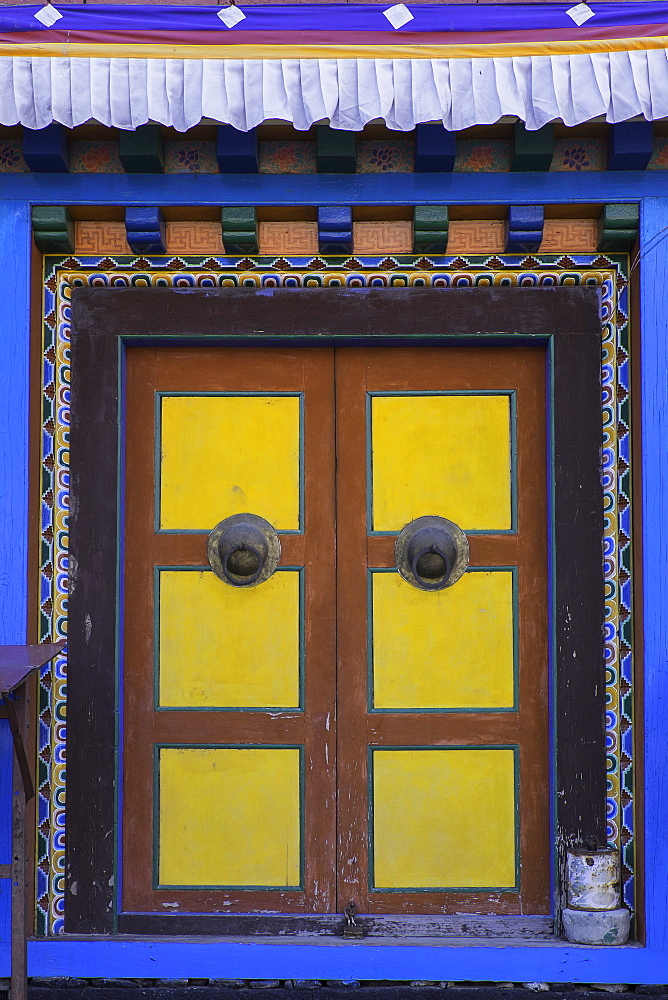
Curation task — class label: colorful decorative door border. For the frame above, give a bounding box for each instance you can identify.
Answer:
[36,253,634,936]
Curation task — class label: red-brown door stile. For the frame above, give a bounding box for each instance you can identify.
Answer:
[335,346,550,915]
[123,346,338,913]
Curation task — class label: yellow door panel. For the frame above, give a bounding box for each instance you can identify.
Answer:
[372,570,515,710]
[372,748,517,889]
[158,747,302,887]
[159,394,301,531]
[159,569,301,709]
[371,394,512,532]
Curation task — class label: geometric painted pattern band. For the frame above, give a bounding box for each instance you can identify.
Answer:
[38,252,633,934]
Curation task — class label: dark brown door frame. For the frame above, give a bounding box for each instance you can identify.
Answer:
[67,286,605,936]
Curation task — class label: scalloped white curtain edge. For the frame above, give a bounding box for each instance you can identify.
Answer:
[1,50,667,131]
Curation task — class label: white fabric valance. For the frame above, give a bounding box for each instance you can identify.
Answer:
[1,49,668,132]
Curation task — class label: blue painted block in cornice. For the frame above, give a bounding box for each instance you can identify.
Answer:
[507,205,544,232]
[318,206,351,230]
[22,124,69,173]
[125,206,165,253]
[608,121,653,171]
[125,206,165,233]
[506,204,544,251]
[414,124,455,172]
[125,231,167,254]
[217,125,259,174]
[505,230,544,251]
[318,205,352,253]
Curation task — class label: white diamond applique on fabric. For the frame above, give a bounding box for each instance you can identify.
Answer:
[383,4,414,30]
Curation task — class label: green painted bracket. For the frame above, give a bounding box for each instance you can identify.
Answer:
[413,206,448,253]
[31,205,74,253]
[316,125,356,173]
[119,124,165,173]
[597,203,639,251]
[511,123,554,172]
[221,206,258,254]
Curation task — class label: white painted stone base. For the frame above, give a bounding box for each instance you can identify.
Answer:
[562,907,630,945]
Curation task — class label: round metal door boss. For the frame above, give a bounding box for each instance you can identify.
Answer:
[208,513,281,587]
[395,515,469,591]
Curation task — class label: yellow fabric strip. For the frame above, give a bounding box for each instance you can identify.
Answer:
[1,35,668,60]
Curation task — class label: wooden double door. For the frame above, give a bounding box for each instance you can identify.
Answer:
[122,343,549,919]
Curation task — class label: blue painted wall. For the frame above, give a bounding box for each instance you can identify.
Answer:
[0,200,31,949]
[639,198,668,955]
[0,174,666,981]
[0,201,31,645]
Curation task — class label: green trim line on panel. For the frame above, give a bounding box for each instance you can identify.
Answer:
[367,744,520,893]
[365,390,517,536]
[153,565,305,713]
[153,743,305,892]
[366,566,519,714]
[153,391,305,535]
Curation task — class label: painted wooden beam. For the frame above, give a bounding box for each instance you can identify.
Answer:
[608,122,653,171]
[414,125,455,173]
[316,126,356,174]
[597,203,639,251]
[221,207,258,254]
[31,206,74,253]
[125,206,166,254]
[511,123,554,172]
[0,171,662,207]
[119,124,164,174]
[505,205,544,252]
[217,125,259,174]
[413,206,448,253]
[21,125,69,173]
[11,937,668,981]
[318,206,352,253]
